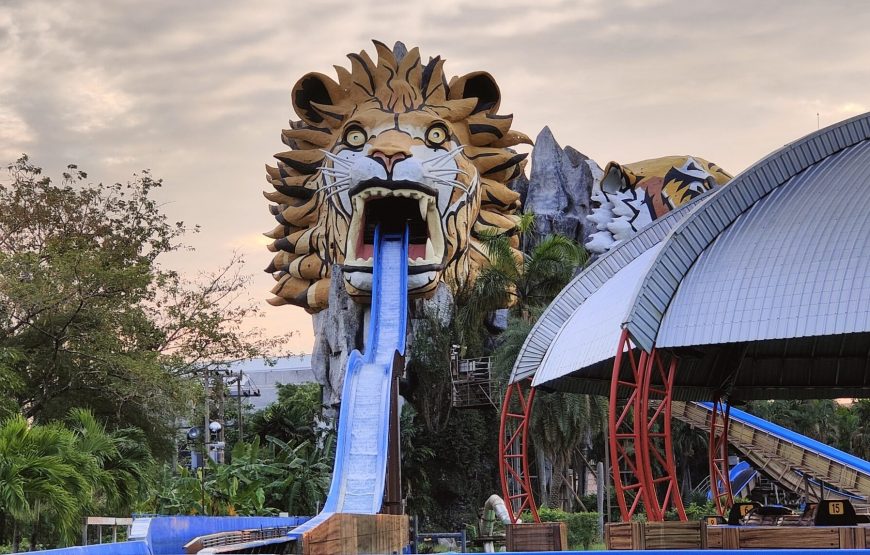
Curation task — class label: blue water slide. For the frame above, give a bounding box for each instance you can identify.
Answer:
[709,461,758,501]
[698,403,870,477]
[288,226,409,540]
[699,402,870,501]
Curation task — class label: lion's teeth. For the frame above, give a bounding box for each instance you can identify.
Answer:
[425,238,435,260]
[414,257,424,264]
[418,197,427,220]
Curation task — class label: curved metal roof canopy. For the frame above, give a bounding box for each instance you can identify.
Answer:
[523,112,870,400]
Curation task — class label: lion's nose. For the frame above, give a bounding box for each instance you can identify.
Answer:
[370,151,408,174]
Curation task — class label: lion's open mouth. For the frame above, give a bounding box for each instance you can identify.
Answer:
[344,180,445,275]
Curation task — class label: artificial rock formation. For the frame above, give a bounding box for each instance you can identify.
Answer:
[523,127,598,249]
[311,265,365,410]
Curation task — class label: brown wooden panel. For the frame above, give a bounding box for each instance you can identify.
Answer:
[643,522,702,550]
[605,523,635,550]
[302,513,408,555]
[706,526,723,549]
[507,522,568,551]
[737,527,839,549]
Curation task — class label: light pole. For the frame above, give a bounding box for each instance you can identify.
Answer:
[187,426,206,513]
[188,421,222,515]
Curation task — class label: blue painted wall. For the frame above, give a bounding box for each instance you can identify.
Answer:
[17,515,310,555]
[15,541,150,555]
[143,515,310,555]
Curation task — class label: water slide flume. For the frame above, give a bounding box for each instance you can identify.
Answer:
[288,225,409,541]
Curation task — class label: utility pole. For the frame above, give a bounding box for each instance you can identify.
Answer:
[203,366,211,448]
[218,373,226,463]
[236,372,244,443]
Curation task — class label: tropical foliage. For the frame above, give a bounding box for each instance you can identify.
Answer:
[0,409,153,550]
[150,435,333,517]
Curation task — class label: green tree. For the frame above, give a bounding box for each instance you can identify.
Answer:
[477,221,597,510]
[0,155,288,457]
[471,217,586,320]
[248,383,323,446]
[265,436,333,515]
[66,409,155,517]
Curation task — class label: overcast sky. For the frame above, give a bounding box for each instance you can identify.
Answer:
[2,0,868,353]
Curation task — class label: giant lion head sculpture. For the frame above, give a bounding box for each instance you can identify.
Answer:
[264,41,530,311]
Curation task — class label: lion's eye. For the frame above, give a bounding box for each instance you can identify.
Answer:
[425,124,448,147]
[343,127,367,148]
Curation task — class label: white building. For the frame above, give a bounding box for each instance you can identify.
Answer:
[224,355,317,411]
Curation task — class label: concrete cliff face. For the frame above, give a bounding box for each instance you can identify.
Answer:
[311,267,454,411]
[311,265,365,412]
[523,126,598,248]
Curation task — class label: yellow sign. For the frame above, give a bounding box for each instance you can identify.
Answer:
[829,501,844,515]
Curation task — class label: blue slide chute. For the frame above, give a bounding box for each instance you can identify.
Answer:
[289,226,409,539]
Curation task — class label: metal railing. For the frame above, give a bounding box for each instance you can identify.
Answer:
[451,356,500,409]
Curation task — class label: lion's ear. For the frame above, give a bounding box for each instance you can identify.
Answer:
[292,72,345,127]
[449,71,501,115]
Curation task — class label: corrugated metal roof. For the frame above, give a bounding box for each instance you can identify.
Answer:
[658,140,870,347]
[625,113,870,352]
[508,198,705,384]
[531,242,663,388]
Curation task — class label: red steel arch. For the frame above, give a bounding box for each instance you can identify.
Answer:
[608,329,652,520]
[609,329,686,521]
[498,379,540,523]
[709,398,733,515]
[639,347,686,521]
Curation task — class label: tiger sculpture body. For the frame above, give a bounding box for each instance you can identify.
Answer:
[264,41,529,312]
[586,156,732,254]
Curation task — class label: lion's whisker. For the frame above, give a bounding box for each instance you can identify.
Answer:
[320,168,350,178]
[323,187,350,202]
[322,179,350,190]
[428,168,469,178]
[431,176,471,195]
[423,145,464,166]
[320,150,354,168]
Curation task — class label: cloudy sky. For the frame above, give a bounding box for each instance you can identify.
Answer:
[2,0,868,353]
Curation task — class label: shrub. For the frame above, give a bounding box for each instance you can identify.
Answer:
[523,507,600,550]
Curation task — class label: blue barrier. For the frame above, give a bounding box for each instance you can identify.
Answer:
[17,515,311,555]
[15,541,150,555]
[141,515,309,555]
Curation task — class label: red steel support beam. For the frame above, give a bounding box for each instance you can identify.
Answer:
[709,397,733,516]
[498,379,540,523]
[608,329,652,521]
[639,348,687,521]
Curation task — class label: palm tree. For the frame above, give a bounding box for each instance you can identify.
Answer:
[0,415,83,551]
[66,409,154,516]
[473,219,605,510]
[470,218,586,321]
